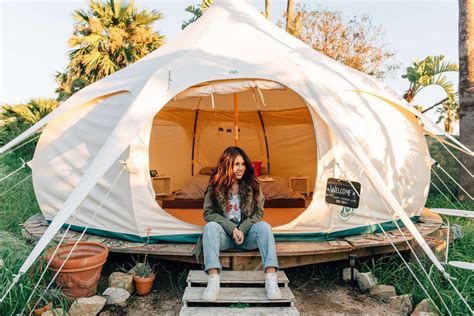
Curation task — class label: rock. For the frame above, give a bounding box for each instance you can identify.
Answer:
[369,284,396,301]
[103,287,130,307]
[41,308,67,316]
[108,272,134,293]
[0,259,4,269]
[355,272,377,292]
[411,299,439,315]
[342,267,360,282]
[68,295,106,316]
[451,224,463,240]
[388,294,413,315]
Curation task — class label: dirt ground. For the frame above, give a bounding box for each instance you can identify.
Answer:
[98,254,402,316]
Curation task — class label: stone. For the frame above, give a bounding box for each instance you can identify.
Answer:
[388,294,413,315]
[451,224,463,240]
[103,287,130,307]
[355,272,377,292]
[369,284,396,301]
[342,267,360,282]
[41,308,68,316]
[108,272,134,293]
[68,295,106,316]
[411,299,439,316]
[0,259,4,269]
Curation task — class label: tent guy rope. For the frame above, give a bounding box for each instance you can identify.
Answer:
[27,166,126,314]
[336,163,448,315]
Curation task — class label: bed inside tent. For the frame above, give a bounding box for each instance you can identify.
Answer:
[149,79,317,228]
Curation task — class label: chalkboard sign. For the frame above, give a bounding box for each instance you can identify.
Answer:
[325,178,361,208]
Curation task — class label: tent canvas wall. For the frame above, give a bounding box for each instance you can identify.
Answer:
[27,0,431,243]
[5,0,468,278]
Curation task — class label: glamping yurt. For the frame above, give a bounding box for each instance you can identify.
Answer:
[5,0,466,274]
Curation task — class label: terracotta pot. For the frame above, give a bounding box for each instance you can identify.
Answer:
[33,301,52,315]
[134,273,156,295]
[46,242,109,299]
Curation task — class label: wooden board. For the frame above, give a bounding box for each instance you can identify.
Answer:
[22,213,444,270]
[180,306,300,316]
[186,270,289,286]
[182,287,294,304]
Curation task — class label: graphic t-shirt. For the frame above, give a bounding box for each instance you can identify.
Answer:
[226,193,242,225]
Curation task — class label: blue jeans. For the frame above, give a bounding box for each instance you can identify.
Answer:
[203,221,279,272]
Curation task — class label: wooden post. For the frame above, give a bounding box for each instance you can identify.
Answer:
[234,93,239,146]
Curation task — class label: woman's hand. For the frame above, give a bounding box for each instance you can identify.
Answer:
[232,228,244,245]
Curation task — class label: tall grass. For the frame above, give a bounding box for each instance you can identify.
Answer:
[0,232,68,314]
[362,196,474,315]
[0,144,40,234]
[0,141,66,314]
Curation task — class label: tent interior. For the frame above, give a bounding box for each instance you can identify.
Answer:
[149,79,317,228]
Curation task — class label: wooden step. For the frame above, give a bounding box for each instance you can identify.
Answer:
[180,306,300,316]
[186,270,289,287]
[182,287,295,306]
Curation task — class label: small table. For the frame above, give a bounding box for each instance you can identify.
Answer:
[152,176,172,196]
[289,176,310,196]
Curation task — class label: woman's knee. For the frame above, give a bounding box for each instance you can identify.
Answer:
[254,221,272,233]
[203,222,222,236]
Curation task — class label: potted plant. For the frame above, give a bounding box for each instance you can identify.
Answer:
[132,261,155,296]
[45,241,109,298]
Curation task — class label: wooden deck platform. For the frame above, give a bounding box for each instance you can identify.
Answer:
[22,212,444,270]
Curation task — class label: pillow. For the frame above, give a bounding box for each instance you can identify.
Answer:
[199,166,216,175]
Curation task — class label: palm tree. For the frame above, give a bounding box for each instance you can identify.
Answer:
[0,98,59,146]
[182,0,213,29]
[402,55,458,103]
[458,0,474,199]
[56,0,164,100]
[402,55,459,132]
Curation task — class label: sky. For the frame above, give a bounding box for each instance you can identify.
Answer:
[0,0,459,128]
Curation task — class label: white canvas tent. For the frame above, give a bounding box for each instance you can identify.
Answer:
[3,0,472,278]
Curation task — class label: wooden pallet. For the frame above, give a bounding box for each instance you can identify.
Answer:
[180,270,299,316]
[22,212,444,270]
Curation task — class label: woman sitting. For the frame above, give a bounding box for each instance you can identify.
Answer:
[201,146,281,301]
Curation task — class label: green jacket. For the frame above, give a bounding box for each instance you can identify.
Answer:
[194,182,265,261]
[203,183,265,236]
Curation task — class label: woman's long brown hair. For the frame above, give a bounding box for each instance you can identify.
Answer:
[209,146,260,214]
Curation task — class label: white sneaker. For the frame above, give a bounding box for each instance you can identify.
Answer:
[265,272,282,300]
[201,273,220,301]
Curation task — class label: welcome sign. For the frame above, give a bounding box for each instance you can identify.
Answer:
[325,178,361,208]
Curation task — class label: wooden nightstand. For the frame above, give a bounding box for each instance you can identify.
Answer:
[152,176,172,196]
[290,176,310,196]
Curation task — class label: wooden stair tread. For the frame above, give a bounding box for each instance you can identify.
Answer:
[183,287,295,304]
[187,270,289,285]
[180,306,300,316]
